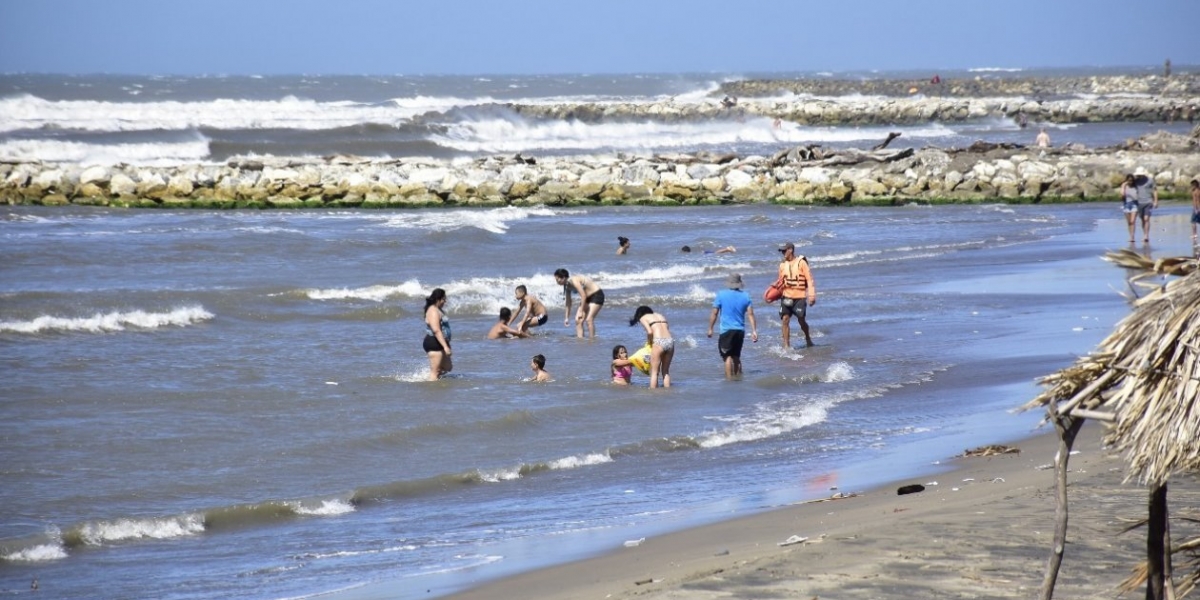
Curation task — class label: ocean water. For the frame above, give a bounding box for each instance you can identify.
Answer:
[4,199,1198,599]
[2,69,1198,599]
[1,68,1195,166]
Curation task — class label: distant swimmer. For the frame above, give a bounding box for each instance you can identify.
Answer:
[617,236,631,255]
[1036,127,1051,148]
[510,285,548,334]
[680,245,735,254]
[720,95,738,108]
[529,354,552,382]
[488,307,528,339]
[554,268,604,339]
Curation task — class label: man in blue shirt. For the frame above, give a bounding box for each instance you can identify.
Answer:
[707,273,759,379]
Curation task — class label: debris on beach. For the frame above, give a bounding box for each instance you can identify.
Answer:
[960,444,1020,457]
[897,484,925,495]
[623,537,645,548]
[794,491,859,505]
[779,535,809,546]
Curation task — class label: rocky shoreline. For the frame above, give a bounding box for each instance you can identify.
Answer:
[4,74,1199,210]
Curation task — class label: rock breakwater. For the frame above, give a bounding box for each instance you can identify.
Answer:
[4,131,1198,209]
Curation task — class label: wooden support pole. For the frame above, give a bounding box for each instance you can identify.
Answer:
[1041,414,1083,600]
[1146,482,1173,600]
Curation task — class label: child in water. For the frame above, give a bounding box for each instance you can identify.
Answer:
[530,354,552,382]
[611,345,633,385]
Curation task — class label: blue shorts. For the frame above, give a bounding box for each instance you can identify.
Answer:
[1192,211,1200,225]
[1122,200,1138,215]
[1136,203,1153,220]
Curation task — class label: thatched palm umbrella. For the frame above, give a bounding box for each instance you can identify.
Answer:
[1019,248,1200,599]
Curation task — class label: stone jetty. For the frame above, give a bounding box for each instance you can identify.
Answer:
[3,74,1199,209]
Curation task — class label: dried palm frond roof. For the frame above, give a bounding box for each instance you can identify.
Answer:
[1019,248,1200,486]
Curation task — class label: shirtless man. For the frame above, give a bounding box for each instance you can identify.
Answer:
[487,307,528,340]
[508,285,548,334]
[1036,128,1050,148]
[554,268,604,339]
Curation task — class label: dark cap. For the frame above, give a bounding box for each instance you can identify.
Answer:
[778,242,795,253]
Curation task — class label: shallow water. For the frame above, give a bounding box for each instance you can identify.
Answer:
[3,201,1195,599]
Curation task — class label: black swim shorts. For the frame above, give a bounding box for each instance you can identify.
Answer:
[779,297,807,319]
[532,313,549,326]
[422,335,448,353]
[585,289,605,306]
[718,329,745,359]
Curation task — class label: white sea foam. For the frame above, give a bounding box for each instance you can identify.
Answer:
[478,467,523,483]
[0,305,214,334]
[548,452,613,470]
[308,281,424,302]
[0,93,479,133]
[433,117,955,154]
[968,67,1024,73]
[378,205,563,234]
[0,135,212,166]
[291,499,356,516]
[824,362,856,383]
[78,514,205,545]
[2,543,68,562]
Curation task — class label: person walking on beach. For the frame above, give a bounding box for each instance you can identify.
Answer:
[423,288,452,381]
[630,306,675,388]
[1121,173,1139,243]
[487,307,528,339]
[1133,166,1158,243]
[509,285,548,334]
[1190,178,1200,243]
[554,268,604,339]
[617,236,631,255]
[777,242,817,348]
[707,273,758,379]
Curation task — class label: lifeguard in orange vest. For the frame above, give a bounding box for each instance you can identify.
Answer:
[777,242,817,348]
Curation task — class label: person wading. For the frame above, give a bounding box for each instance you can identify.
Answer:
[777,242,817,348]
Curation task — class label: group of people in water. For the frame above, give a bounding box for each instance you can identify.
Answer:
[421,237,818,386]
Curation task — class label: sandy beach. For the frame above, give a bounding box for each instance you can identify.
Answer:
[446,424,1200,600]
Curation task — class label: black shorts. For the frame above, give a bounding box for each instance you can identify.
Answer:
[718,329,745,359]
[585,289,605,306]
[531,313,548,327]
[779,297,808,319]
[423,335,448,353]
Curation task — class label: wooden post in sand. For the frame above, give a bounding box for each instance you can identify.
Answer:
[1145,482,1175,600]
[1040,414,1083,600]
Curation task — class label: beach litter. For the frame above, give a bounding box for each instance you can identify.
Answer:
[897,484,925,495]
[623,537,645,548]
[960,444,1020,457]
[778,535,808,547]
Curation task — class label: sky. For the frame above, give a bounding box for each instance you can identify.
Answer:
[1,0,1197,76]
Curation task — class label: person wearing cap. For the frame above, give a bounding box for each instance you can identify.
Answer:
[777,242,817,348]
[707,273,758,379]
[1132,166,1158,243]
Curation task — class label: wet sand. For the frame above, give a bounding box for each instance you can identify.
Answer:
[446,423,1200,599]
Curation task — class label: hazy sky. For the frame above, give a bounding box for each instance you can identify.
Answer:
[2,0,1196,75]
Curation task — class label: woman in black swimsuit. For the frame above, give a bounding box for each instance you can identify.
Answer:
[423,288,452,380]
